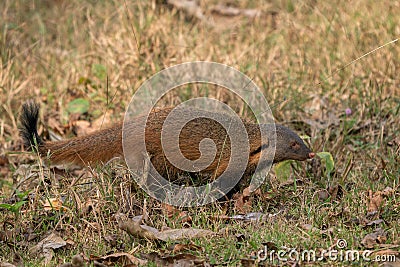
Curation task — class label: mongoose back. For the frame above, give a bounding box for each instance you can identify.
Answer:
[19,101,314,181]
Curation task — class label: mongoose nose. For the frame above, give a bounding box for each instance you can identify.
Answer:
[308,152,315,159]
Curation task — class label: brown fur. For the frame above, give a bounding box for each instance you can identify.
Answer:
[20,102,314,181]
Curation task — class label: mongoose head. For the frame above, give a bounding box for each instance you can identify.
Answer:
[273,124,315,163]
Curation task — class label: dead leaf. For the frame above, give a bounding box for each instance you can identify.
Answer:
[328,184,344,201]
[233,187,253,214]
[47,116,65,135]
[162,203,192,224]
[361,228,386,249]
[240,258,257,267]
[91,113,112,129]
[42,197,63,211]
[0,155,9,178]
[367,190,385,213]
[82,198,96,215]
[117,214,158,240]
[0,155,9,166]
[85,221,101,232]
[73,112,113,138]
[104,234,118,247]
[301,224,319,232]
[171,243,202,254]
[116,213,215,242]
[166,0,206,22]
[13,164,40,192]
[30,232,66,264]
[365,219,385,228]
[241,9,262,18]
[65,238,76,249]
[300,224,333,236]
[316,189,330,201]
[211,4,261,18]
[0,263,17,267]
[142,252,207,266]
[90,252,147,266]
[382,187,394,196]
[262,241,278,251]
[211,4,240,16]
[73,120,91,136]
[59,255,85,267]
[236,233,246,242]
[156,228,215,242]
[387,136,400,147]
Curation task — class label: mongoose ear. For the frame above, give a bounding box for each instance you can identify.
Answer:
[290,141,301,150]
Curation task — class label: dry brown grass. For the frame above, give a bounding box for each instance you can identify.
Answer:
[0,0,399,266]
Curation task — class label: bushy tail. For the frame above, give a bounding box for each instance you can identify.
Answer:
[19,100,122,166]
[19,100,43,151]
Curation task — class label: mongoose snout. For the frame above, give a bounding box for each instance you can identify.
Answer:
[19,101,314,182]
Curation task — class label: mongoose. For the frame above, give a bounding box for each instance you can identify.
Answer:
[19,101,315,183]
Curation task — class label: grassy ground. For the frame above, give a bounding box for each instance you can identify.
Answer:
[0,0,399,266]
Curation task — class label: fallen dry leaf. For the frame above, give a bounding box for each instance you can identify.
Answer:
[211,4,261,18]
[0,155,9,166]
[166,0,206,22]
[59,255,85,267]
[73,120,91,136]
[367,190,387,213]
[116,213,215,242]
[91,112,112,129]
[300,224,333,236]
[361,228,386,249]
[47,116,65,135]
[171,243,203,254]
[0,262,17,267]
[156,228,215,242]
[316,189,330,201]
[42,197,63,211]
[328,184,344,201]
[117,216,158,240]
[162,203,192,224]
[0,155,9,178]
[301,223,319,232]
[104,234,118,247]
[233,187,253,214]
[90,252,147,266]
[30,232,66,264]
[142,252,207,267]
[365,219,385,228]
[382,187,394,196]
[240,258,256,267]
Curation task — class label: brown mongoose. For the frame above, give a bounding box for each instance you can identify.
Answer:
[19,101,315,182]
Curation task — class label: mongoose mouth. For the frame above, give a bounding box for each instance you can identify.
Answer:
[308,152,315,159]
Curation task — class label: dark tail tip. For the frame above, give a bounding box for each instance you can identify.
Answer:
[19,100,43,151]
